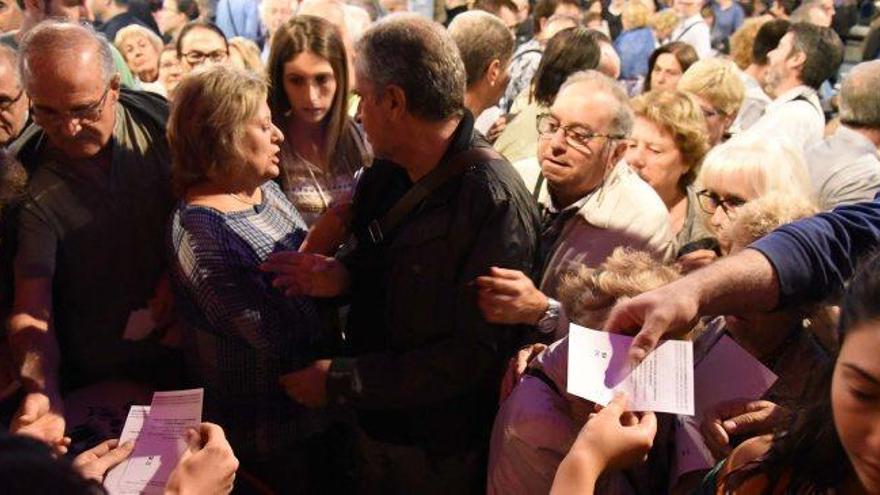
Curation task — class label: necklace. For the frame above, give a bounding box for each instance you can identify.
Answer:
[228,192,260,206]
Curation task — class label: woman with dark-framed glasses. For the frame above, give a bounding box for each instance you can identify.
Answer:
[695,134,813,254]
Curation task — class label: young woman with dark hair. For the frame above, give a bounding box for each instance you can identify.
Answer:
[699,249,880,494]
[266,15,371,230]
[643,41,698,92]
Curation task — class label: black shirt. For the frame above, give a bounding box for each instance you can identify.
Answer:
[329,112,541,454]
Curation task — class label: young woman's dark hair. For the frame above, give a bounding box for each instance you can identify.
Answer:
[266,15,349,165]
[530,26,601,107]
[643,41,698,92]
[722,249,880,493]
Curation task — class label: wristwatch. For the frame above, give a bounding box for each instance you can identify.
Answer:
[536,298,562,334]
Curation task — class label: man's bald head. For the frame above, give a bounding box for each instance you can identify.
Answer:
[19,19,116,89]
[840,60,880,130]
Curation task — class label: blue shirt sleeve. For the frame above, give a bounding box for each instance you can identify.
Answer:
[751,194,880,306]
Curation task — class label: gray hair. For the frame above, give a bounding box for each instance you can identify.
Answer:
[839,60,880,130]
[0,45,19,87]
[557,70,634,138]
[114,23,164,55]
[355,13,465,121]
[19,19,117,88]
[448,10,514,88]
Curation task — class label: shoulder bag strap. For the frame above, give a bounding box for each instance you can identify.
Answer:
[366,146,501,244]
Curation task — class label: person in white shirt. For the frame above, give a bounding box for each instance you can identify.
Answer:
[670,0,711,59]
[729,18,790,134]
[738,22,843,151]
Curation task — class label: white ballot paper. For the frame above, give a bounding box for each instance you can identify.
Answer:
[567,324,694,415]
[104,389,204,495]
[673,335,777,479]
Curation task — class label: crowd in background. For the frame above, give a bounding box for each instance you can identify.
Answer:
[0,0,879,493]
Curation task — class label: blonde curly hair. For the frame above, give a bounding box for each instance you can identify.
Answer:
[630,90,710,186]
[648,9,679,39]
[730,17,768,70]
[557,248,681,328]
[724,192,819,253]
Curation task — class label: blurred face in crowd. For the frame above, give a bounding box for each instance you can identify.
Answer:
[120,33,160,82]
[512,0,529,22]
[651,53,684,91]
[0,57,27,145]
[763,32,801,98]
[26,46,120,159]
[179,26,228,71]
[816,0,835,25]
[283,50,337,126]
[497,5,519,34]
[626,116,688,201]
[553,2,583,21]
[261,0,295,38]
[158,47,183,95]
[236,100,284,185]
[674,0,701,17]
[832,321,880,495]
[155,0,188,36]
[538,82,623,206]
[542,16,577,41]
[0,0,22,33]
[44,0,86,21]
[699,177,751,248]
[379,0,406,13]
[692,94,732,146]
[354,72,391,158]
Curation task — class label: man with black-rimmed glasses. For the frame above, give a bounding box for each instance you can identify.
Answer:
[0,44,27,146]
[5,19,181,454]
[478,71,672,340]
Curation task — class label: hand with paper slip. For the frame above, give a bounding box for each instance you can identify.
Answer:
[566,324,695,416]
[98,389,238,495]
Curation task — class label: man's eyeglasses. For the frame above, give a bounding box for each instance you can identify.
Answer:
[0,88,24,111]
[30,81,112,126]
[181,49,228,66]
[536,113,625,153]
[696,189,746,217]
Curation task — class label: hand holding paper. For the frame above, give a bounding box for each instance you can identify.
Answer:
[566,324,694,415]
[104,389,204,495]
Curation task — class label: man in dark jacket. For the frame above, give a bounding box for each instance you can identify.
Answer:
[267,13,541,493]
[6,20,179,452]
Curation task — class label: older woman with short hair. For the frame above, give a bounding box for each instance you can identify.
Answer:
[114,24,164,94]
[627,90,713,266]
[696,134,813,253]
[167,65,331,492]
[677,57,746,145]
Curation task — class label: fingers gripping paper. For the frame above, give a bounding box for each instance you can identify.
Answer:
[104,389,204,495]
[567,324,694,415]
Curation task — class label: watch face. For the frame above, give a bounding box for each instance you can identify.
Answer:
[537,300,561,333]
